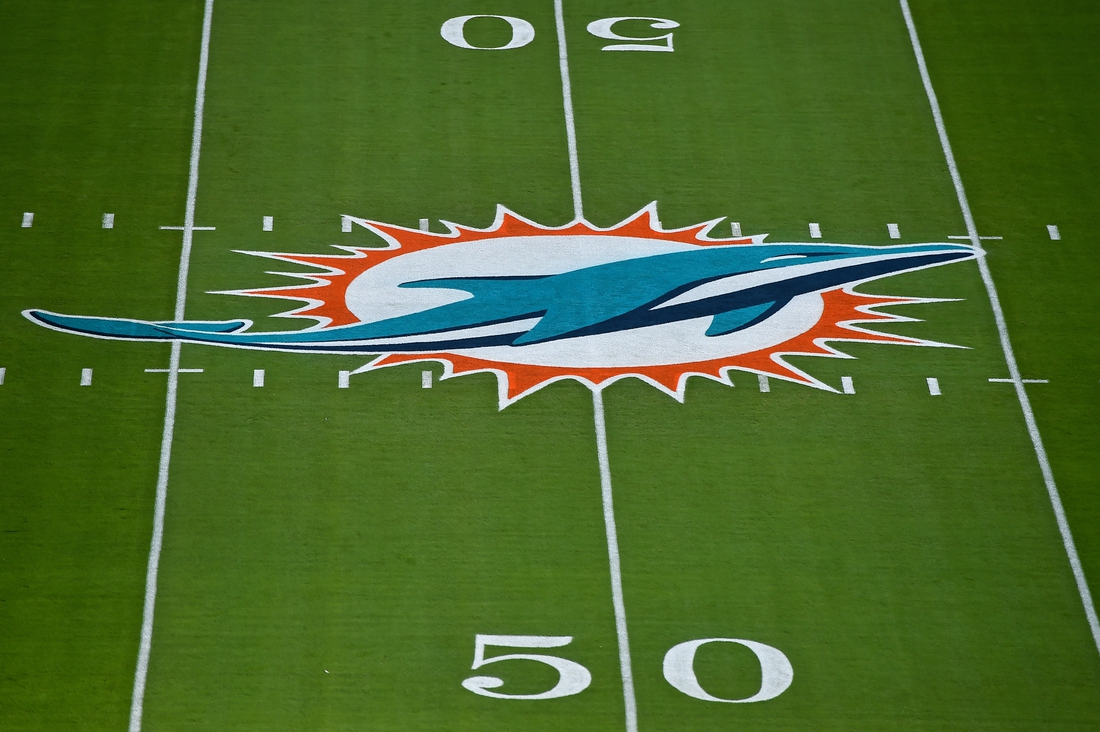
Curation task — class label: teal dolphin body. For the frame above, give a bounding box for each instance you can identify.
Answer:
[25,241,974,353]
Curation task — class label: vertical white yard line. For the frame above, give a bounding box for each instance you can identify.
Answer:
[554,3,634,723]
[593,390,639,732]
[900,0,1100,655]
[129,2,216,731]
[128,340,180,732]
[175,0,214,322]
[553,0,584,220]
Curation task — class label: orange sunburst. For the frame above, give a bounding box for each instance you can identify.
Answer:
[220,204,963,408]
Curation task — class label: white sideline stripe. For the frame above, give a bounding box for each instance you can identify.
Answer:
[421,370,432,388]
[418,218,430,232]
[80,368,93,386]
[21,212,33,228]
[731,221,742,237]
[129,2,215,731]
[1047,224,1061,241]
[144,368,203,374]
[593,391,638,732]
[159,225,214,231]
[338,370,350,389]
[989,377,1048,384]
[758,374,770,393]
[0,367,5,385]
[902,0,1100,656]
[888,223,901,239]
[926,377,941,396]
[948,234,1000,240]
[103,213,115,229]
[809,222,822,239]
[841,376,855,394]
[262,216,273,232]
[554,0,583,220]
[253,369,265,387]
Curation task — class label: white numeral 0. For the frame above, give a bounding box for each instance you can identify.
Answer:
[440,15,535,50]
[462,635,592,700]
[586,17,679,52]
[662,638,793,703]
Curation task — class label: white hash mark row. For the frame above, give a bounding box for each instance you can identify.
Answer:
[0,369,1065,393]
[9,213,1069,240]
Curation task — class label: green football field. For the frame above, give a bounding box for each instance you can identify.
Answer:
[2,1,1100,730]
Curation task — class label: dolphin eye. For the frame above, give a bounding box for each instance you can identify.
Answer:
[761,254,809,263]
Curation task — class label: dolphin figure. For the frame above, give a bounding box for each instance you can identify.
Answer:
[25,241,974,353]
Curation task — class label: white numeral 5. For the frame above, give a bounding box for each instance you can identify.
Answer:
[462,635,592,700]
[585,17,679,52]
[663,638,793,703]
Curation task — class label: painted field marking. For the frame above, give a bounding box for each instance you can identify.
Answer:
[593,390,638,732]
[103,213,115,229]
[989,377,1048,384]
[129,1,215,731]
[21,212,33,228]
[419,218,430,231]
[841,376,855,394]
[902,0,1100,656]
[926,377,941,395]
[144,368,203,374]
[948,234,1001,240]
[340,214,377,233]
[554,4,633,727]
[253,369,265,387]
[808,222,822,239]
[555,0,583,220]
[888,223,900,239]
[758,374,770,393]
[80,368,93,386]
[421,370,433,388]
[159,225,215,231]
[338,370,350,389]
[0,367,6,385]
[262,216,273,231]
[730,221,742,237]
[1047,224,1061,241]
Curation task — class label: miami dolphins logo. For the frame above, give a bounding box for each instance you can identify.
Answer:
[26,204,975,407]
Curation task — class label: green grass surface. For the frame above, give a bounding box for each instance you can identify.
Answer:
[2,1,1099,730]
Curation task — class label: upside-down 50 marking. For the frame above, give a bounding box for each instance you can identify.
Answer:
[26,204,975,408]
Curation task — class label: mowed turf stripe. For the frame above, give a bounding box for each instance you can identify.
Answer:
[900,0,1100,656]
[0,1,207,729]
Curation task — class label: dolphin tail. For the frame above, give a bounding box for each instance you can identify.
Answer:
[24,309,251,341]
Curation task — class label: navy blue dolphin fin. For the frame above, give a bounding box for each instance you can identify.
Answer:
[153,320,250,334]
[705,300,785,337]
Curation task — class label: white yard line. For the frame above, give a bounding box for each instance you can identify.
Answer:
[593,390,639,732]
[128,2,216,731]
[554,4,636,726]
[900,0,1100,655]
[554,0,584,221]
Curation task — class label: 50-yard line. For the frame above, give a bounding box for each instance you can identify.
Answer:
[900,0,1100,656]
[128,1,215,730]
[553,2,638,729]
[554,0,584,221]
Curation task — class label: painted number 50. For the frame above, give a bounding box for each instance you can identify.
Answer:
[441,15,679,52]
[462,634,793,703]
